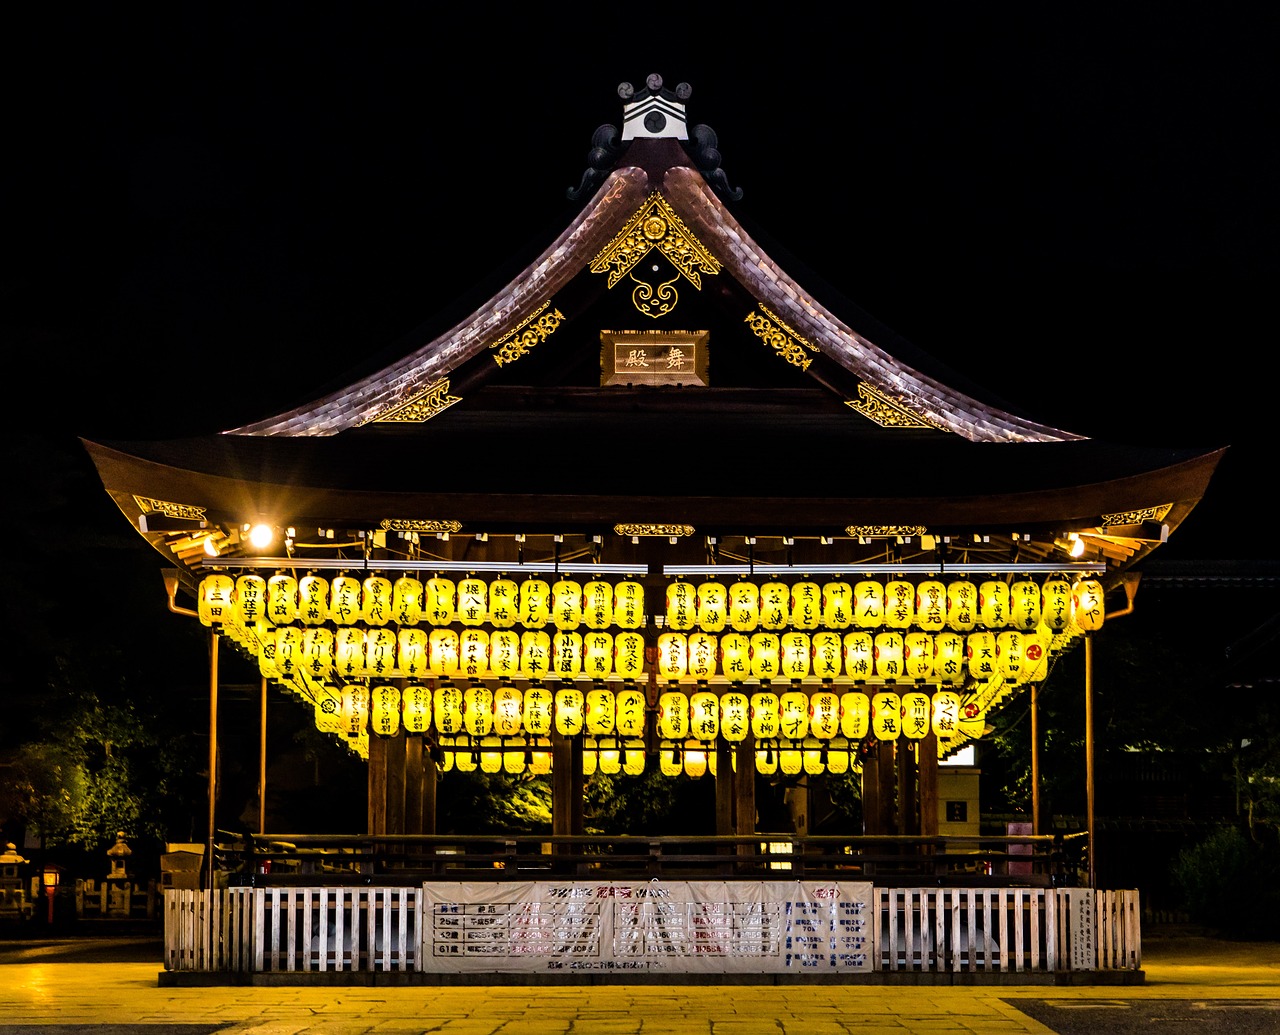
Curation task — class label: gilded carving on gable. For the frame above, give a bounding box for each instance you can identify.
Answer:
[743,304,817,370]
[133,496,207,520]
[1100,504,1172,527]
[490,302,566,367]
[844,525,928,538]
[614,523,695,537]
[365,378,461,424]
[845,382,936,429]
[380,519,463,533]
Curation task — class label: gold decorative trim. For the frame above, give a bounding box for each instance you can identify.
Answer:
[490,302,566,367]
[743,306,814,370]
[380,519,463,533]
[600,330,709,386]
[844,525,928,538]
[133,496,207,520]
[590,193,720,292]
[1101,504,1172,526]
[365,377,461,424]
[614,523,695,538]
[845,382,935,429]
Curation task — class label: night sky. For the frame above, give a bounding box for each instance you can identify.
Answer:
[7,5,1278,561]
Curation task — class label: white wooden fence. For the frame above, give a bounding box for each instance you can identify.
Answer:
[163,885,1140,977]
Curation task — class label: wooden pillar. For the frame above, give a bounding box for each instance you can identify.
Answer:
[877,740,897,834]
[735,734,756,835]
[918,733,939,837]
[899,739,919,836]
[368,732,388,837]
[1085,632,1097,887]
[205,631,219,895]
[861,748,880,835]
[404,736,425,835]
[385,732,407,838]
[570,738,585,836]
[715,740,735,836]
[1030,683,1043,835]
[258,675,268,835]
[421,748,437,836]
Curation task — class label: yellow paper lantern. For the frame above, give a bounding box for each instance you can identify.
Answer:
[397,628,428,678]
[840,691,870,739]
[518,579,551,629]
[687,632,718,680]
[657,690,689,739]
[1041,577,1072,632]
[790,581,820,631]
[1010,579,1042,632]
[933,631,966,685]
[433,682,464,735]
[402,684,431,734]
[330,574,362,626]
[493,685,523,736]
[314,686,342,733]
[364,628,397,677]
[298,574,330,626]
[854,580,884,629]
[884,579,915,630]
[683,742,708,778]
[729,581,760,632]
[453,739,477,773]
[665,580,696,631]
[760,582,790,631]
[780,633,811,680]
[362,576,392,626]
[931,690,961,739]
[1025,631,1051,682]
[459,628,490,678]
[504,736,527,775]
[488,629,520,678]
[520,630,551,678]
[597,737,622,775]
[552,579,583,630]
[657,633,688,680]
[340,685,369,739]
[614,685,646,737]
[335,627,366,678]
[257,629,279,679]
[826,737,851,775]
[689,689,719,741]
[719,632,750,682]
[370,686,401,738]
[487,578,518,628]
[719,690,750,742]
[479,735,503,774]
[267,573,299,625]
[755,743,778,775]
[695,582,727,632]
[803,736,825,775]
[427,576,457,626]
[275,625,303,677]
[463,684,494,736]
[1071,579,1106,631]
[843,632,874,680]
[585,686,616,736]
[779,743,803,775]
[901,690,931,740]
[554,685,585,735]
[809,689,840,739]
[612,630,645,679]
[198,575,234,627]
[750,691,781,740]
[523,684,553,735]
[874,631,905,681]
[583,631,614,679]
[966,631,998,680]
[659,744,682,776]
[623,739,645,775]
[915,579,946,632]
[904,631,934,681]
[979,579,1010,629]
[302,627,335,680]
[428,629,460,677]
[392,576,423,626]
[750,632,780,680]
[457,577,488,627]
[552,631,583,678]
[946,580,978,632]
[779,690,810,740]
[997,630,1027,682]
[530,737,552,775]
[821,581,853,629]
[811,631,842,679]
[871,691,902,740]
[583,580,614,630]
[236,575,267,625]
[613,580,645,630]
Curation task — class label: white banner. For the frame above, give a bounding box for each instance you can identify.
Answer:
[422,879,874,974]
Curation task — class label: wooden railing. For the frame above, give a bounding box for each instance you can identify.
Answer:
[212,831,1089,886]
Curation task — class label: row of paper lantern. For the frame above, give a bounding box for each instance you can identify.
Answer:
[198,573,1106,636]
[431,735,868,778]
[226,617,1054,687]
[316,682,970,746]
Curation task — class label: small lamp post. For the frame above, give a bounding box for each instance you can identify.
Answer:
[41,864,61,925]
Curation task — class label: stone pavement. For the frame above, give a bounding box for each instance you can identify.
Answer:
[0,929,1277,1034]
